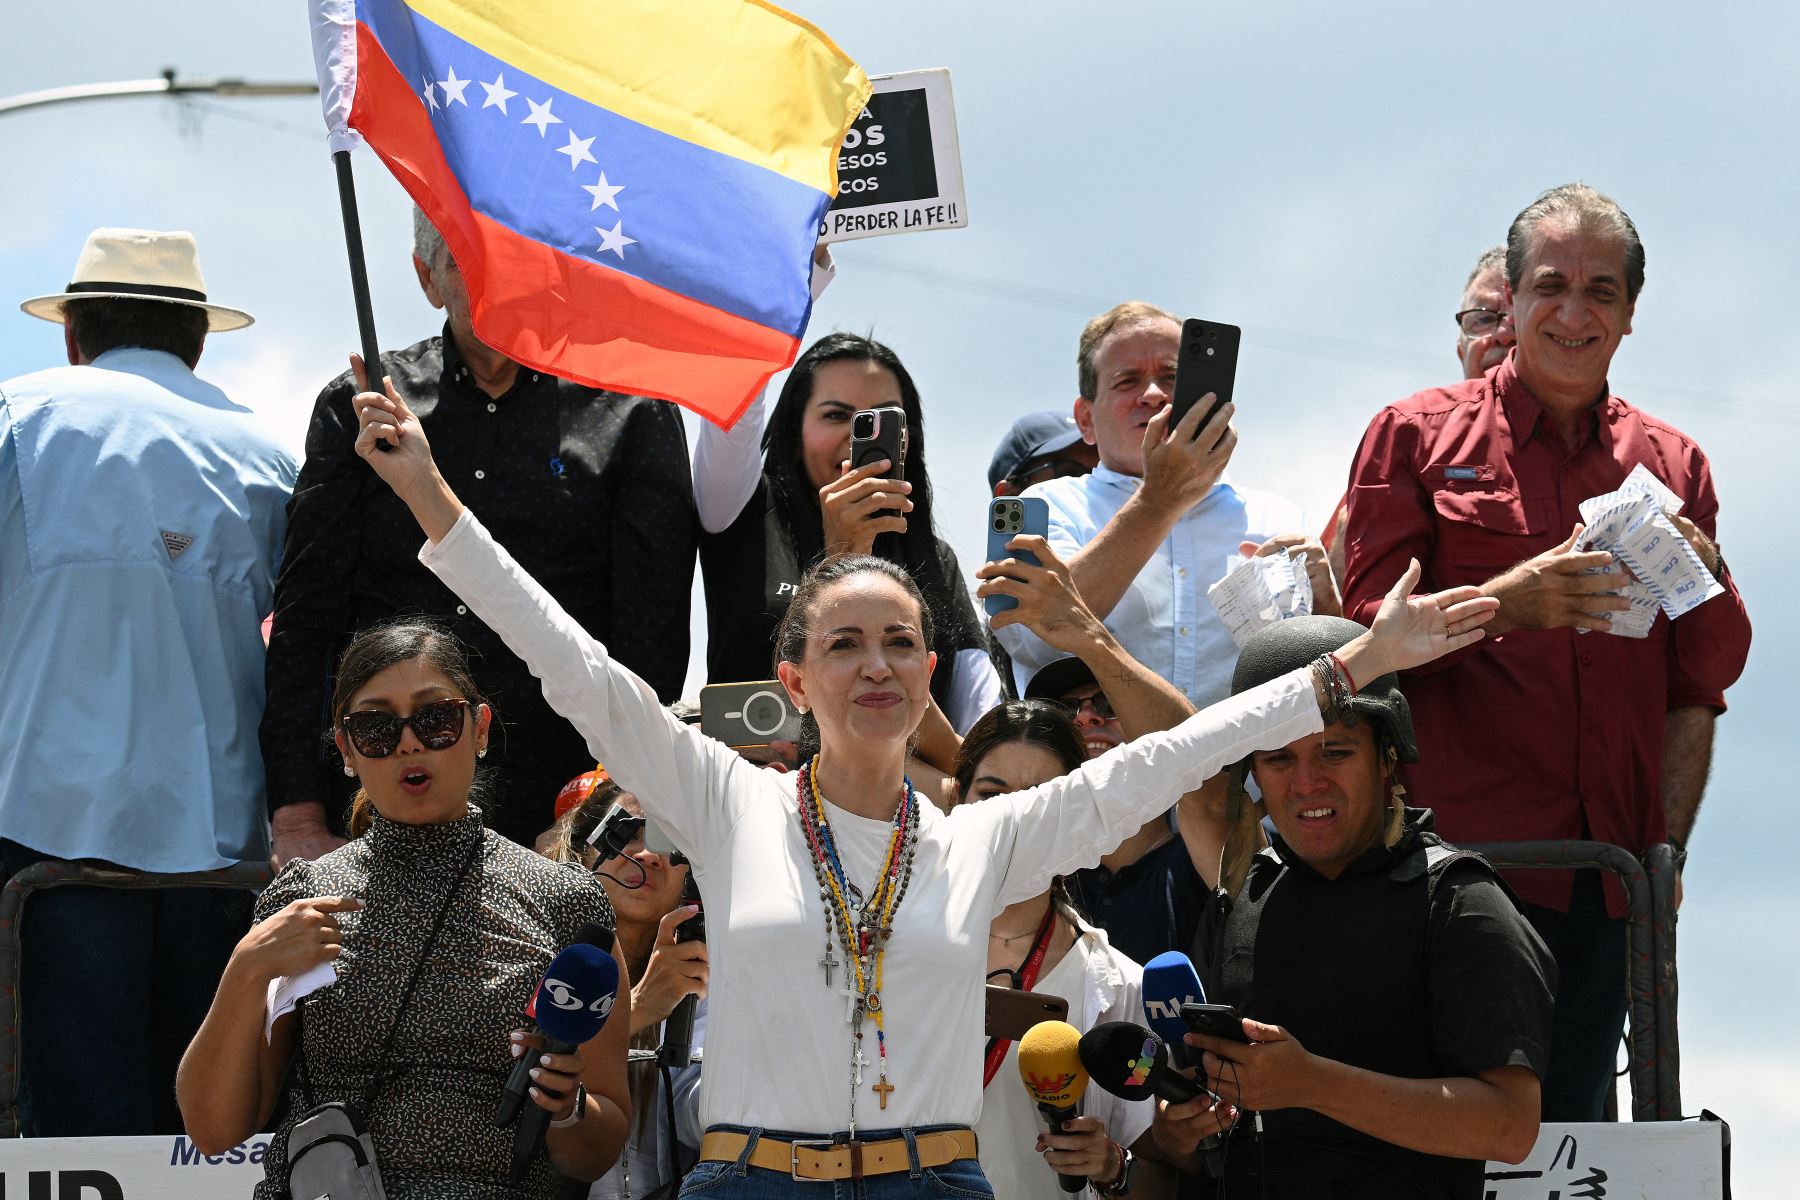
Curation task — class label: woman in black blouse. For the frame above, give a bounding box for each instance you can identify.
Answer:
[700,333,1001,738]
[178,621,632,1198]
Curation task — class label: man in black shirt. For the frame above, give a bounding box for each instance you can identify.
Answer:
[263,210,695,861]
[1153,616,1554,1199]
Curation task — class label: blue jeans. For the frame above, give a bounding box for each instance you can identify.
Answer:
[680,1125,992,1199]
[1524,870,1630,1122]
[1,840,254,1136]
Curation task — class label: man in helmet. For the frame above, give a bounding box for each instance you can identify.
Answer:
[1153,616,1556,1198]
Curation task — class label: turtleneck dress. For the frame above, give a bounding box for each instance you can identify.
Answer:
[250,805,614,1199]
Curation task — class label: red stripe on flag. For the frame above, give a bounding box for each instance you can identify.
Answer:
[349,21,796,428]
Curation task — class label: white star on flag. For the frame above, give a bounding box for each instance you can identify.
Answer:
[522,96,562,136]
[480,73,518,114]
[439,66,471,106]
[595,221,636,259]
[421,75,440,111]
[582,173,625,211]
[556,130,598,170]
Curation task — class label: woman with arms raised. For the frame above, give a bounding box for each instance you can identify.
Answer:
[348,363,1496,1198]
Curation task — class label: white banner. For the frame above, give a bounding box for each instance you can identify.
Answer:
[0,1134,266,1197]
[1484,1121,1726,1198]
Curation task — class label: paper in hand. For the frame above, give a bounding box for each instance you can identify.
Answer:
[1208,550,1314,648]
[266,960,338,1044]
[1576,464,1722,638]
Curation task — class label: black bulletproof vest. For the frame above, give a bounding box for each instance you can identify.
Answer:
[1194,829,1497,1198]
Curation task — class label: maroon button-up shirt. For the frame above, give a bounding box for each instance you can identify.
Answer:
[1341,357,1751,914]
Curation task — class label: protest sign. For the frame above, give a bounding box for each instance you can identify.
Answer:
[821,69,968,243]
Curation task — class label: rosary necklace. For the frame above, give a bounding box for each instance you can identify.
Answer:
[797,757,919,1136]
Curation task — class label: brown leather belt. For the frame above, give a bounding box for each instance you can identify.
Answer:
[698,1128,979,1181]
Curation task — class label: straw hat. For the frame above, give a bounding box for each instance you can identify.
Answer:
[20,227,253,332]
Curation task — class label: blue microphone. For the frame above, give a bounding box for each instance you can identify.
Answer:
[1141,951,1205,1068]
[505,937,622,1180]
[497,926,620,1127]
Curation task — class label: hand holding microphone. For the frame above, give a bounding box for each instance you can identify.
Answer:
[1080,1020,1239,1160]
[1018,1021,1091,1193]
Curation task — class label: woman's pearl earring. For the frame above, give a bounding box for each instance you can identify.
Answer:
[477,747,487,759]
[343,763,356,778]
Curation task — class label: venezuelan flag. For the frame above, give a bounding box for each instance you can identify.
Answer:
[311,0,870,426]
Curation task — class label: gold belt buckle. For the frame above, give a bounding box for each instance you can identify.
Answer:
[789,1138,839,1181]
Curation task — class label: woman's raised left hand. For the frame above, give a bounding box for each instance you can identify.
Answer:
[1348,558,1499,679]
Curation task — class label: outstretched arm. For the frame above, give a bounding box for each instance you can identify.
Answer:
[347,360,761,863]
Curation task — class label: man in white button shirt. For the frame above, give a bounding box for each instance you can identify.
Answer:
[992,301,1332,704]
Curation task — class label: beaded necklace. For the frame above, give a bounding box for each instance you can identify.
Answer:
[796,757,919,1136]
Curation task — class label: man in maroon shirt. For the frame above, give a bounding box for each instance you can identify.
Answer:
[1341,183,1751,1121]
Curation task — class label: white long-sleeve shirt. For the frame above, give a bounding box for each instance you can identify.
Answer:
[422,509,1321,1135]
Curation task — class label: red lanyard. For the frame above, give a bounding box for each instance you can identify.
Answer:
[982,903,1060,1089]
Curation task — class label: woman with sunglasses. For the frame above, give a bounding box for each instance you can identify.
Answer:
[348,370,1495,1197]
[952,701,1170,1200]
[178,621,633,1199]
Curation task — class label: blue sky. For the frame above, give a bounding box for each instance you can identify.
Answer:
[3,0,1793,1188]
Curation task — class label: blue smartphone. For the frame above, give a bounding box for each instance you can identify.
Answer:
[984,496,1050,618]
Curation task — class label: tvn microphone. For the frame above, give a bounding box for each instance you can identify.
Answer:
[1018,1020,1090,1194]
[1141,950,1206,1068]
[506,936,622,1181]
[496,923,618,1127]
[1078,1021,1203,1105]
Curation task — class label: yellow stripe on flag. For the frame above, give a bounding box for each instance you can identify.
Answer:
[402,0,870,194]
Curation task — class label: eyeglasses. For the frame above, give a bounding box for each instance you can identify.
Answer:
[1055,692,1117,721]
[1008,457,1092,490]
[1453,307,1510,336]
[340,698,472,758]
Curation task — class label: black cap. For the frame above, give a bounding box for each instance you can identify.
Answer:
[1230,616,1417,762]
[988,410,1085,491]
[1024,656,1097,703]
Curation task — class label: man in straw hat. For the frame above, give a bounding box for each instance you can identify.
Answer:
[0,228,295,1135]
[1152,615,1556,1197]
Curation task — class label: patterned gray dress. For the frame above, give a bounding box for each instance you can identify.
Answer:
[251,806,614,1199]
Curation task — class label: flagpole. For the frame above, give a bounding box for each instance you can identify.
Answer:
[332,148,384,387]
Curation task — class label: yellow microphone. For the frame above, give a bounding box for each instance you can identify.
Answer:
[1018,1020,1090,1193]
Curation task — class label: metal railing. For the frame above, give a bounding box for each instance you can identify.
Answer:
[1466,840,1682,1121]
[0,859,272,1137]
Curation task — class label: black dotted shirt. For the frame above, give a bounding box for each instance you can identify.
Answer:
[261,329,697,847]
[252,808,615,1199]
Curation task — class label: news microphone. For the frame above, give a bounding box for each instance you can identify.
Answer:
[507,937,622,1181]
[657,879,705,1069]
[1018,1020,1090,1194]
[1078,1021,1203,1105]
[496,923,618,1127]
[1141,950,1206,1068]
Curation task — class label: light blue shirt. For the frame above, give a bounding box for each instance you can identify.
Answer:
[0,349,296,871]
[994,465,1305,704]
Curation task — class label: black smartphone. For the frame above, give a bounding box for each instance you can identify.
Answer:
[984,985,1070,1041]
[1180,1001,1251,1044]
[1169,317,1241,441]
[850,406,907,519]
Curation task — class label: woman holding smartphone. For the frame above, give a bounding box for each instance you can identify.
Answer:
[698,332,1000,735]
[347,360,1495,1198]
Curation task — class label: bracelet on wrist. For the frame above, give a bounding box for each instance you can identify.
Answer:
[549,1083,587,1129]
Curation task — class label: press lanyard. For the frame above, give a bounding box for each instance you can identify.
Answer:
[981,902,1059,1089]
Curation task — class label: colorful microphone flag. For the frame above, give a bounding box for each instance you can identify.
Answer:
[308,0,870,426]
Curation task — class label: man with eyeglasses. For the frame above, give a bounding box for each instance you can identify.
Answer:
[1341,184,1751,1121]
[991,301,1327,706]
[988,410,1101,496]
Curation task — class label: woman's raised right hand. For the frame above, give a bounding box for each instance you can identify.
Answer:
[230,896,363,985]
[819,459,912,556]
[348,353,440,506]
